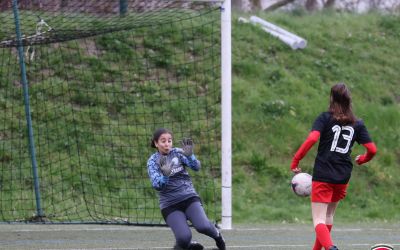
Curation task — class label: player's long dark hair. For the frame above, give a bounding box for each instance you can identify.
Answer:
[150,128,172,148]
[329,83,357,125]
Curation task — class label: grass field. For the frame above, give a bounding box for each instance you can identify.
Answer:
[0,223,399,249]
[1,8,399,226]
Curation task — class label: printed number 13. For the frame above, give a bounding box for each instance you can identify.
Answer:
[330,125,354,154]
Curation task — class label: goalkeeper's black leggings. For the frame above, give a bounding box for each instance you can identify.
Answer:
[164,200,219,249]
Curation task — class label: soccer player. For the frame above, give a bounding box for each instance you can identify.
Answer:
[290,83,377,250]
[147,128,226,250]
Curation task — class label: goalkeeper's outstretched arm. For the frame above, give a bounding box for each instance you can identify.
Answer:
[179,152,201,171]
[147,155,169,190]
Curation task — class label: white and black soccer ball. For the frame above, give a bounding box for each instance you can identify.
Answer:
[291,173,312,197]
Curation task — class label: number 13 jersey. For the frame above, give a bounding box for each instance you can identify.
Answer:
[311,112,372,184]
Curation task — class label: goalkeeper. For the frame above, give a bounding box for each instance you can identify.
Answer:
[147,128,225,250]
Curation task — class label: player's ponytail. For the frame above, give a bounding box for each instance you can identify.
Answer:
[328,83,357,125]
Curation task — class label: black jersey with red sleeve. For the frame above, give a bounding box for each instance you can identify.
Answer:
[311,112,372,184]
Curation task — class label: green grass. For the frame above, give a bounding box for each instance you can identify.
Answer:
[0,9,222,223]
[1,10,399,224]
[232,11,400,223]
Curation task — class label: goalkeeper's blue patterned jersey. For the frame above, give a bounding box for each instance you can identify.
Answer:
[147,148,201,209]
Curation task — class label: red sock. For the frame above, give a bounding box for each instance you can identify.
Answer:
[315,223,333,249]
[312,224,332,250]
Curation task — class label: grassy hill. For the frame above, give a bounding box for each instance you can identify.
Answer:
[231,11,400,223]
[1,10,399,224]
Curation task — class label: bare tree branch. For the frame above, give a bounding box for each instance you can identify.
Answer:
[264,0,296,12]
[305,0,318,11]
[250,0,262,10]
[325,0,336,8]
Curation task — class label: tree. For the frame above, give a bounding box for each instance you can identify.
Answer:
[260,0,338,12]
[305,0,337,11]
[264,0,296,11]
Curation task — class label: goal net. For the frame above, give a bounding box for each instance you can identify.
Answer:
[0,0,222,225]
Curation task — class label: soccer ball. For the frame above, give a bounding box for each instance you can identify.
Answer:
[291,173,312,197]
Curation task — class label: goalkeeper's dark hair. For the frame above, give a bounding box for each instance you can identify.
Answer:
[328,82,357,125]
[151,128,173,148]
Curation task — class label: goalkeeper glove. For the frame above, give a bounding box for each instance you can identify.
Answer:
[179,138,194,157]
[158,155,174,176]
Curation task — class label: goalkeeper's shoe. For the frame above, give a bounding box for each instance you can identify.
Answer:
[188,241,204,250]
[173,241,203,250]
[329,246,339,250]
[215,232,226,250]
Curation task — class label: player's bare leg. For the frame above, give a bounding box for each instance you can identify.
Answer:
[326,202,339,225]
[312,202,328,227]
[312,202,338,249]
[312,202,339,250]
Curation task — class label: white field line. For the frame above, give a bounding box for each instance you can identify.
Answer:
[40,244,400,250]
[230,227,397,231]
[7,225,398,233]
[5,227,171,232]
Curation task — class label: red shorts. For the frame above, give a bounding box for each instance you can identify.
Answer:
[311,181,348,203]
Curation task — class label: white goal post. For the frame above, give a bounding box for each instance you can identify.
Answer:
[221,0,232,230]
